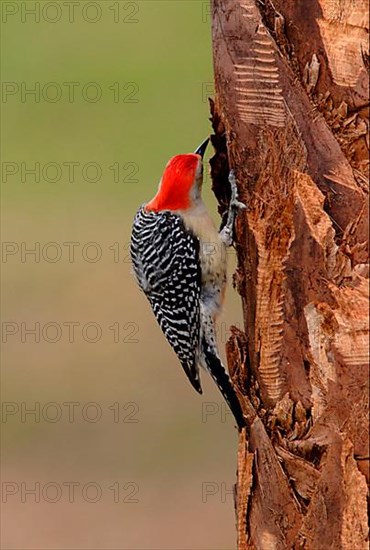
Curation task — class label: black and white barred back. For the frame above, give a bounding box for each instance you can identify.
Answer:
[130,206,245,429]
[130,207,202,393]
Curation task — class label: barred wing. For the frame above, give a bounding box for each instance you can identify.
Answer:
[130,207,202,393]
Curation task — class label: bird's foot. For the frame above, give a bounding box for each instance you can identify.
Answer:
[219,170,246,246]
[228,170,246,212]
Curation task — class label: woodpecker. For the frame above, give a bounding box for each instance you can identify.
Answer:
[130,138,246,429]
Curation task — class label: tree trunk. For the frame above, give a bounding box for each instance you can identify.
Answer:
[209,1,369,548]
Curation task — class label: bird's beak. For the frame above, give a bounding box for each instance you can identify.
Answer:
[194,137,209,158]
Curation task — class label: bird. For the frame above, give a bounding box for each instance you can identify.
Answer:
[130,138,246,429]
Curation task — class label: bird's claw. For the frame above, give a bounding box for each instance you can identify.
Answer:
[231,198,246,210]
[228,170,246,211]
[219,169,246,247]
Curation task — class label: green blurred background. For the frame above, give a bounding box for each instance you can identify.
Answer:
[1,2,242,548]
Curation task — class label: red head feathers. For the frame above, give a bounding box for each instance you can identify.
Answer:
[145,154,200,212]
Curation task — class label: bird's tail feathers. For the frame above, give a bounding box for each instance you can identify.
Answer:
[201,337,245,429]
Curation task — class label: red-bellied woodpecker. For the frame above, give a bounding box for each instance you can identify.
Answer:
[130,139,246,429]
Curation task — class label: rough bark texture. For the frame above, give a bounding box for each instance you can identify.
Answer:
[210,1,369,548]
